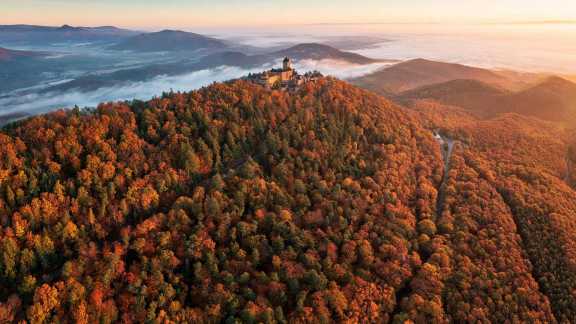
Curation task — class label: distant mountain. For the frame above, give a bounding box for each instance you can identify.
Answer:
[399,76,576,123]
[0,24,138,44]
[493,69,549,90]
[108,30,228,52]
[0,47,46,61]
[398,79,509,117]
[273,43,380,65]
[352,58,516,95]
[195,43,381,68]
[38,44,381,93]
[0,24,136,35]
[0,24,65,32]
[503,76,576,122]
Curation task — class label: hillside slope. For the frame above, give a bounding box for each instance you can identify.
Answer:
[398,79,508,117]
[0,78,575,322]
[409,99,576,322]
[352,59,512,95]
[400,76,576,123]
[504,76,576,122]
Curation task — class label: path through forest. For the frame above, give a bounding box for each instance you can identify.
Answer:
[433,131,456,214]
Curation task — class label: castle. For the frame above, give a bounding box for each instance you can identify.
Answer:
[247,57,321,91]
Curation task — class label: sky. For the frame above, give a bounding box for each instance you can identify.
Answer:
[2,0,576,28]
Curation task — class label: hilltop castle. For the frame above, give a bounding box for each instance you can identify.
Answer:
[247,57,321,91]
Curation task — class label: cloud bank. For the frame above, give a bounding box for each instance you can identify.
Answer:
[0,59,387,120]
[294,59,391,79]
[0,65,264,118]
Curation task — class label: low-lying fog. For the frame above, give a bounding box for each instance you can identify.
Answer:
[0,66,269,118]
[0,58,391,121]
[217,23,576,74]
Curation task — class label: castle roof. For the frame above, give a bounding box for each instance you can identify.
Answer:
[283,57,290,63]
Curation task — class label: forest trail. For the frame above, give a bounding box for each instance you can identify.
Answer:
[433,131,456,214]
[391,131,458,319]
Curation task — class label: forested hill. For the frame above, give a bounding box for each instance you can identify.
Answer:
[0,77,575,322]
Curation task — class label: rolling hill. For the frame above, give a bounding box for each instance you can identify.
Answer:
[399,76,576,123]
[352,58,519,95]
[108,30,228,52]
[400,78,507,101]
[504,76,576,122]
[398,79,509,117]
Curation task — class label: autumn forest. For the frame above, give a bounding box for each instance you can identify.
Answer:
[0,75,576,323]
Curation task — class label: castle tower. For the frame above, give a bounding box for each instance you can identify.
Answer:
[283,57,292,71]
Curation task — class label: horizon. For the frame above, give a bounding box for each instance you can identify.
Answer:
[3,0,576,28]
[3,20,576,31]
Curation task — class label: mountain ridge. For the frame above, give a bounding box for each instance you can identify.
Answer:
[352,58,524,95]
[503,76,576,122]
[0,24,135,32]
[273,43,381,65]
[398,75,576,123]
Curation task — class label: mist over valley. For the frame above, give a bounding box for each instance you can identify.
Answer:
[2,23,575,124]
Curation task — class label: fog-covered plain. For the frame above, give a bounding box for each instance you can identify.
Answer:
[219,23,576,74]
[352,30,576,74]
